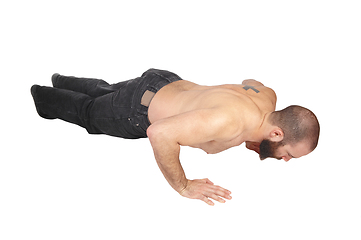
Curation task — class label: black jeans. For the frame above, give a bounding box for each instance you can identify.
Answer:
[31,69,182,139]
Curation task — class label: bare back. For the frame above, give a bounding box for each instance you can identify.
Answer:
[148,79,277,153]
[148,80,276,123]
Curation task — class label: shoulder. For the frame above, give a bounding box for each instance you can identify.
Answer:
[242,79,264,87]
[261,86,277,106]
[241,79,277,103]
[200,106,244,141]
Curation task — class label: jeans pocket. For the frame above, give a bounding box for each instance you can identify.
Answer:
[129,116,148,137]
[112,87,133,108]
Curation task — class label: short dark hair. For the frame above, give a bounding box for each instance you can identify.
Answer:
[269,105,320,150]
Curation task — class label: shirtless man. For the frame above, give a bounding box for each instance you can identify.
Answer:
[31,68,320,206]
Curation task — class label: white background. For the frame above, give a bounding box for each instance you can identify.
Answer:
[1,0,360,239]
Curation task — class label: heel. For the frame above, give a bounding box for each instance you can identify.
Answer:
[51,73,60,87]
[30,85,56,119]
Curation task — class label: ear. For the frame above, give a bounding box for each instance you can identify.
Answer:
[269,127,284,142]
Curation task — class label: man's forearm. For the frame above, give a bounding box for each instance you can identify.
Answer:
[147,125,233,205]
[148,137,188,193]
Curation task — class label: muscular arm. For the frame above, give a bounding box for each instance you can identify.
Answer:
[147,131,186,193]
[147,108,236,205]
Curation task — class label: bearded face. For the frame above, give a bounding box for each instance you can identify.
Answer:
[259,139,284,160]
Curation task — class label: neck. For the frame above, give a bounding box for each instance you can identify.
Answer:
[250,112,272,142]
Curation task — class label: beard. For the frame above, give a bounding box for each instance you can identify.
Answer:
[259,139,283,160]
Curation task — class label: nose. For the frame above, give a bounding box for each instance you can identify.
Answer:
[282,156,291,162]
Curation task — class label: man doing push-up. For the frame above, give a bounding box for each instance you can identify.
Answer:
[31,68,320,206]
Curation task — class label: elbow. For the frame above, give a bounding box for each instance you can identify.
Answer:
[147,124,168,144]
[147,124,180,147]
[146,124,155,139]
[147,124,161,144]
[147,124,181,159]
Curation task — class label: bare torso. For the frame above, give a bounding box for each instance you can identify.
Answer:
[148,80,277,154]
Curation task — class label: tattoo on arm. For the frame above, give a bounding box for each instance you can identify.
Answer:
[243,85,260,93]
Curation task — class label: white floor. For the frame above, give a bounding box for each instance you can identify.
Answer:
[1,1,360,239]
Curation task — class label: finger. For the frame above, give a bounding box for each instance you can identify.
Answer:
[202,196,215,206]
[208,193,226,203]
[211,186,232,200]
[211,184,231,194]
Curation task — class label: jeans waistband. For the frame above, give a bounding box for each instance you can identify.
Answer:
[134,69,182,114]
[132,69,182,131]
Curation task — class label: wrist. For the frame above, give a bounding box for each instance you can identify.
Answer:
[178,179,189,196]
